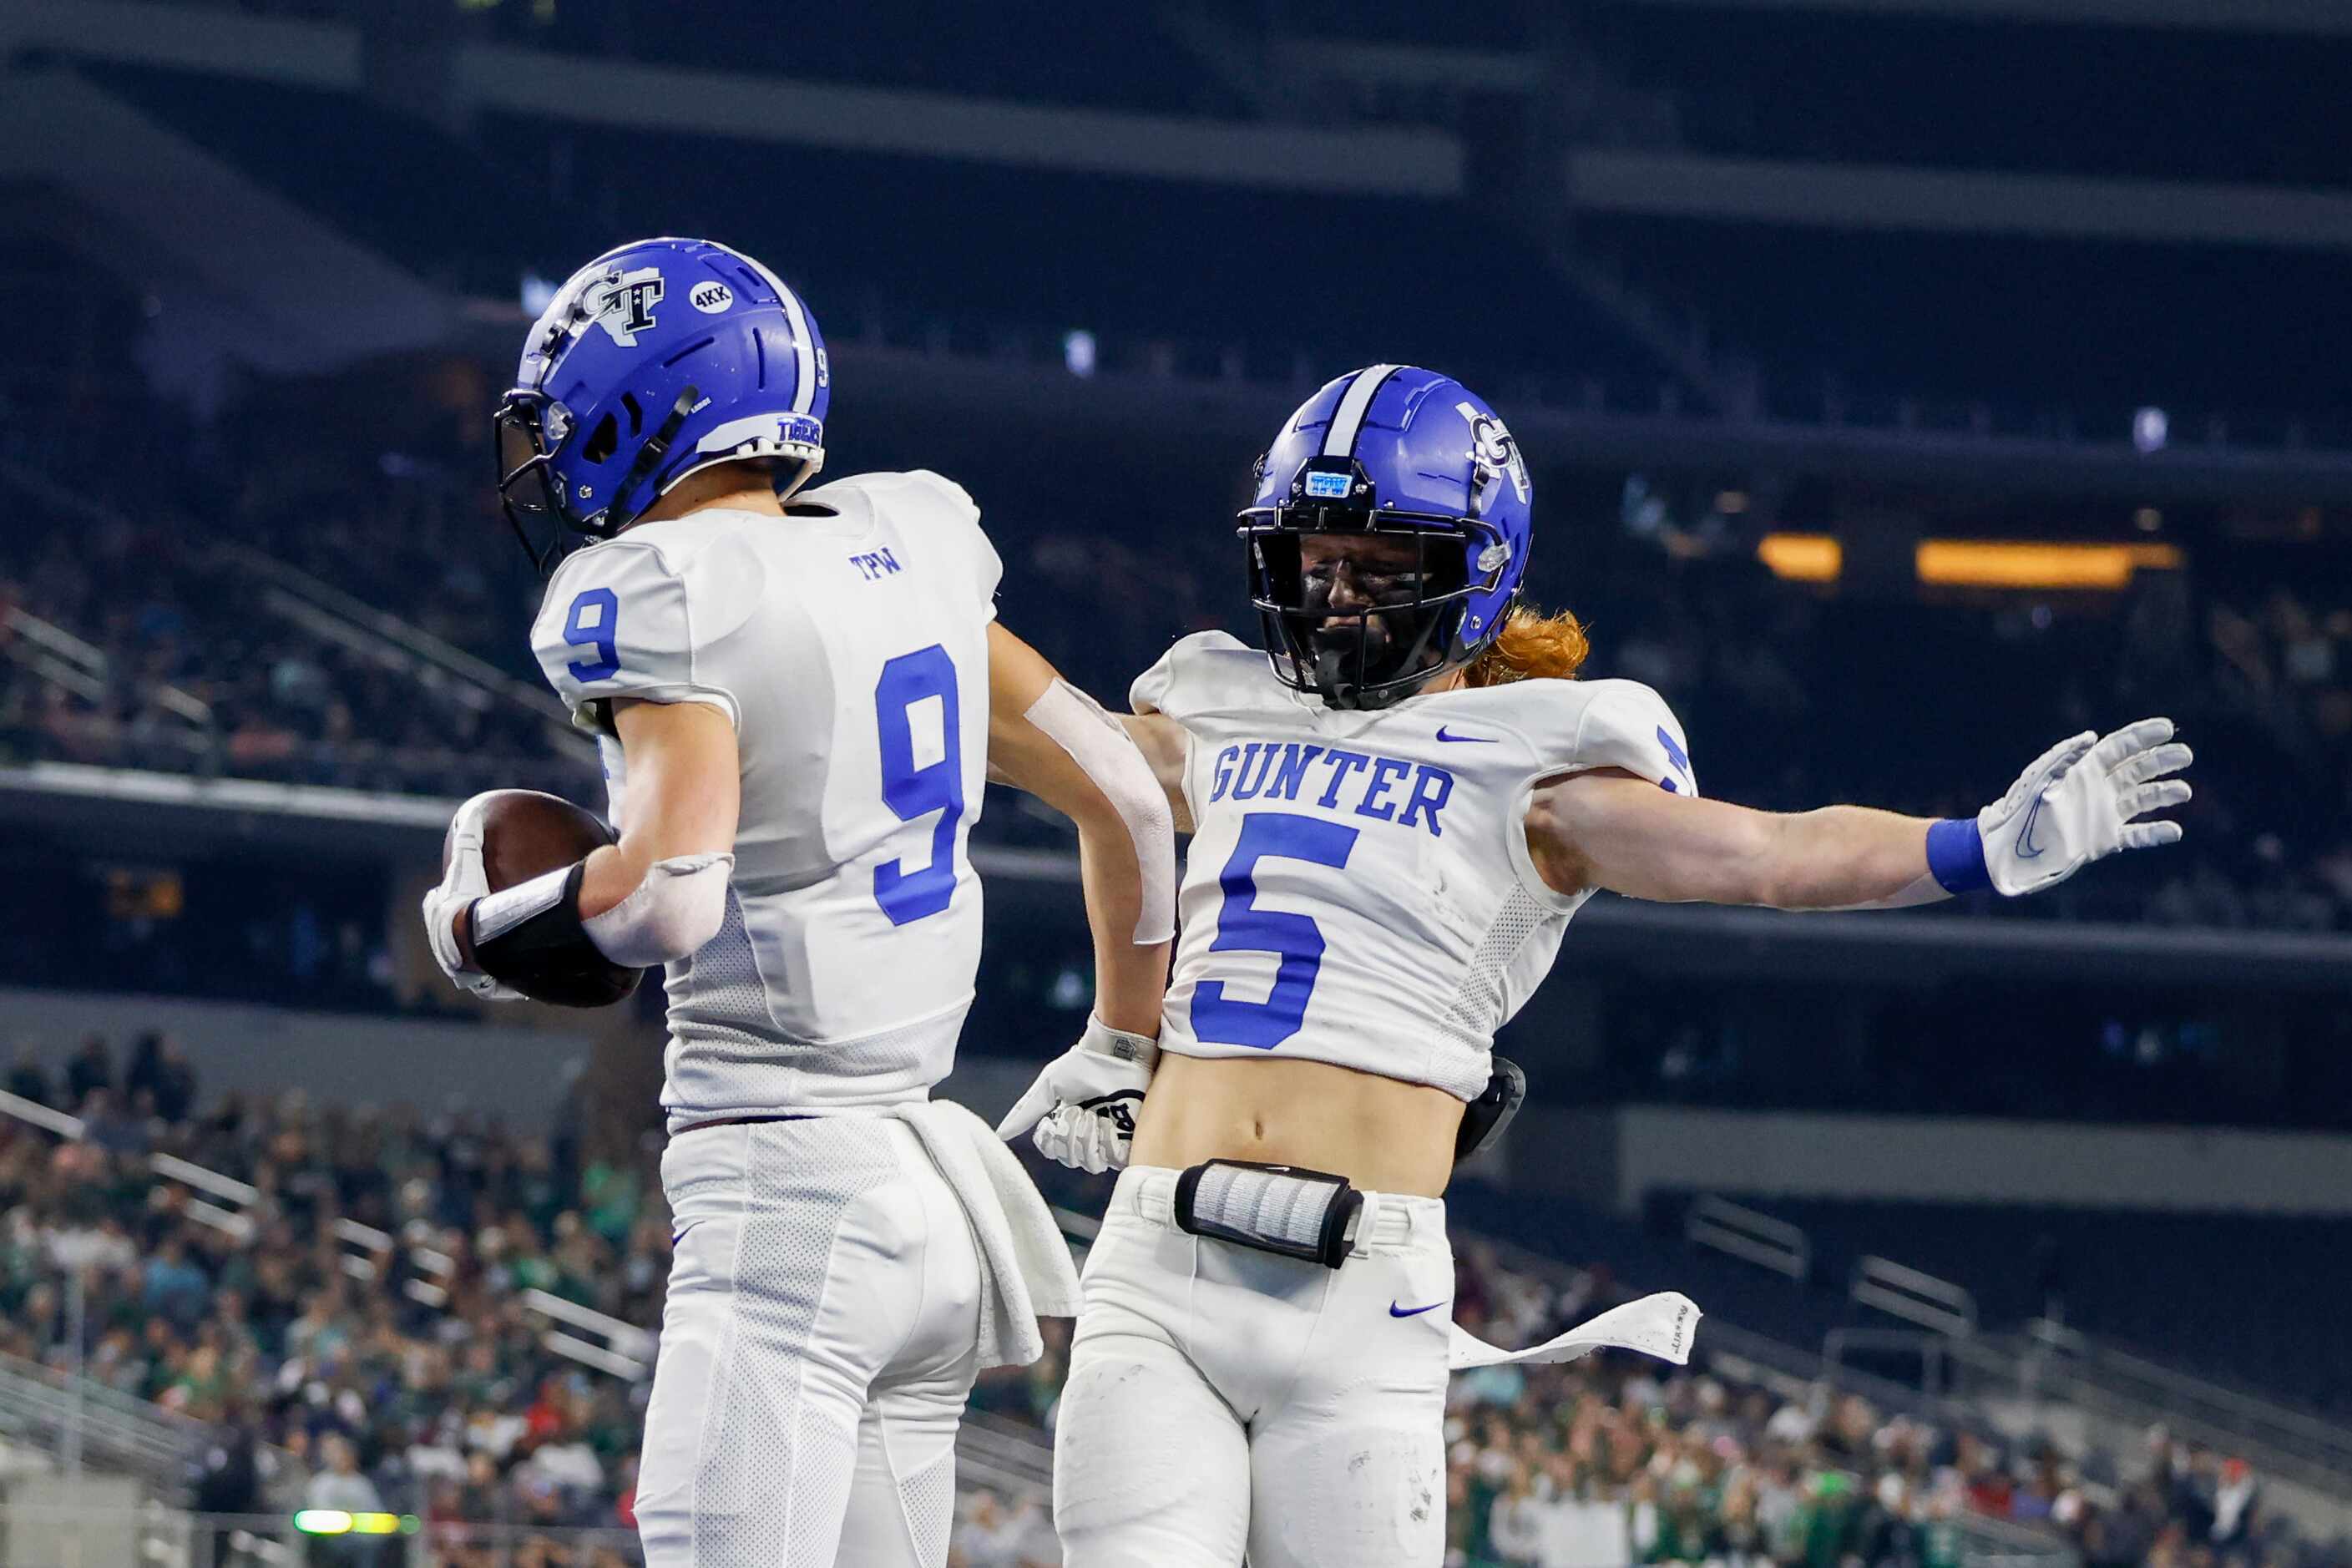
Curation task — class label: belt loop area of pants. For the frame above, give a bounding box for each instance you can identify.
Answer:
[1128,1166,1178,1224]
[1348,1191,1419,1257]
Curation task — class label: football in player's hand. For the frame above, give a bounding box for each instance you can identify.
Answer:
[459,789,615,888]
[449,790,644,1008]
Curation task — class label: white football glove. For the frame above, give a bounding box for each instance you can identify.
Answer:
[994,1017,1158,1175]
[422,795,522,1001]
[1976,717,2193,897]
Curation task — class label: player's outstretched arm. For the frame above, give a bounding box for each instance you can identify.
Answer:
[1526,718,2191,911]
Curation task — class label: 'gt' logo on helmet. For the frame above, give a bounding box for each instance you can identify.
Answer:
[1459,402,1531,506]
[590,266,665,347]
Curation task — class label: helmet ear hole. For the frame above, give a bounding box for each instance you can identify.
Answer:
[582,413,620,466]
[619,392,644,437]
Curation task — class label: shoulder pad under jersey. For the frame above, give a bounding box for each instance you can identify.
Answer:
[1470,677,1695,796]
[532,527,767,735]
[1564,678,1695,795]
[1130,631,1282,722]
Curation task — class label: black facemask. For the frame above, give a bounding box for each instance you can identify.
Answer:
[1244,525,1472,711]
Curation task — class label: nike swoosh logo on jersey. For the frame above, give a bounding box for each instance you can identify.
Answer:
[1434,727,1496,744]
[2016,794,2048,859]
[1389,1300,1446,1318]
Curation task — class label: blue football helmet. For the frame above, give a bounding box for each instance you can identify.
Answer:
[1241,365,1534,710]
[494,237,829,569]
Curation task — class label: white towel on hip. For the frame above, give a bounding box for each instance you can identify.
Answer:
[891,1098,1082,1370]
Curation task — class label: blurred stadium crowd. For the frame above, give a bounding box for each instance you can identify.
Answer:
[0,1029,2340,1568]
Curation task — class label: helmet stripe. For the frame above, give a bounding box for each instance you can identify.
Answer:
[1319,362,1401,458]
[736,253,819,416]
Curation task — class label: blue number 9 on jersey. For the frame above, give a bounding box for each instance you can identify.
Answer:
[1191,812,1360,1049]
[562,587,620,682]
[873,645,967,926]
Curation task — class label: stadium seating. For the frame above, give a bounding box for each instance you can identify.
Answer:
[1,1046,2337,1566]
[78,63,1681,402]
[3,486,587,798]
[1712,1197,2352,1421]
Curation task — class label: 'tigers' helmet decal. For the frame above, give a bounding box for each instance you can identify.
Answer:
[1239,366,1535,711]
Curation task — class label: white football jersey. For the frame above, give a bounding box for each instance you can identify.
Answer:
[532,471,999,1124]
[1133,632,1694,1101]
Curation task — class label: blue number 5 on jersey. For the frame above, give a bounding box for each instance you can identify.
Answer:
[1191,812,1360,1050]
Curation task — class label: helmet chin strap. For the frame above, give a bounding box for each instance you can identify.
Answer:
[605,386,699,533]
[1313,645,1360,710]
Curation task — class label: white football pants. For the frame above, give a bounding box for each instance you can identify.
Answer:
[636,1116,982,1567]
[1054,1165,1454,1567]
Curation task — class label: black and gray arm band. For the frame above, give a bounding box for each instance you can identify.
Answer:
[468,862,642,1008]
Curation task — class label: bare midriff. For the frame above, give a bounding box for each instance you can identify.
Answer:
[1127,1050,1465,1198]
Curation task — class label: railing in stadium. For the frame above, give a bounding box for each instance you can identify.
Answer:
[1852,1255,1980,1338]
[0,456,595,771]
[1949,1326,2352,1505]
[1684,1193,1811,1282]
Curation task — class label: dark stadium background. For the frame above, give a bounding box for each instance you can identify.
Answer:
[2,1,2349,1563]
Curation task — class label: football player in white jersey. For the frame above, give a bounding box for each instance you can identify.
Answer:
[999,364,2194,1567]
[420,239,1176,1567]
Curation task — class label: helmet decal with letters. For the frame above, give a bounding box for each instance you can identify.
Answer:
[589,266,665,346]
[1459,402,1530,508]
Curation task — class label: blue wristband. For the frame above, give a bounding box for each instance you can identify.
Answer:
[1925,817,1990,895]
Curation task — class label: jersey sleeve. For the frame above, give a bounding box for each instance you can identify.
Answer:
[1568,680,1697,796]
[1130,631,1256,720]
[531,539,760,736]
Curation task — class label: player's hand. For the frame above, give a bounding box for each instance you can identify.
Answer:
[994,1016,1157,1174]
[422,795,524,1001]
[1978,718,2193,897]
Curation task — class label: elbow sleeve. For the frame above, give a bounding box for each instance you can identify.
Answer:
[1024,679,1176,944]
[583,852,734,967]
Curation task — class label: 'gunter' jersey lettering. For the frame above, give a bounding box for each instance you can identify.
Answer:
[533,471,1000,1126]
[1134,632,1693,1101]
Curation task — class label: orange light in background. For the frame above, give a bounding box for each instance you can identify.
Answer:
[1756,533,1843,582]
[1914,540,2182,590]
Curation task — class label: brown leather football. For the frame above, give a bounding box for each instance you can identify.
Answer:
[456,789,617,891]
[447,790,641,1008]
